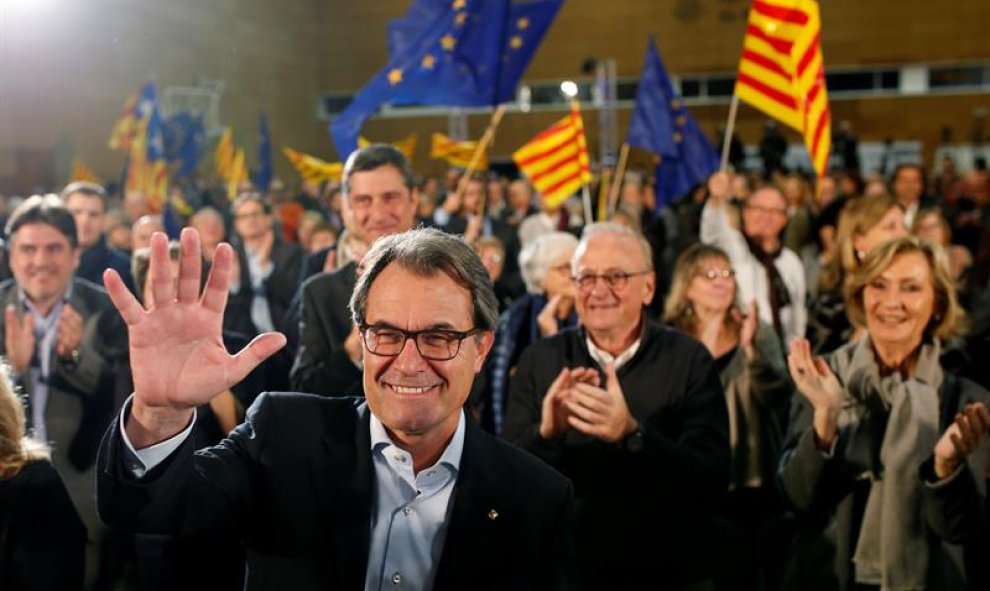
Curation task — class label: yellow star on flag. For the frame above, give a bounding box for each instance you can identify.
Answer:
[673,132,684,143]
[517,17,530,29]
[510,36,523,49]
[421,54,436,69]
[455,12,467,26]
[441,34,456,51]
[388,68,403,85]
[671,99,682,110]
[676,115,687,126]
[452,0,466,9]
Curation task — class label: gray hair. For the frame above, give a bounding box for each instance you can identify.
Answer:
[350,228,499,331]
[579,222,653,269]
[519,231,579,294]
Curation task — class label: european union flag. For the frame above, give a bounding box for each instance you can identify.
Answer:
[254,111,273,192]
[626,37,719,209]
[163,112,206,179]
[331,0,563,159]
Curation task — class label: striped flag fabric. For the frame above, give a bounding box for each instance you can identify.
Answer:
[215,128,235,180]
[430,133,487,170]
[512,102,592,208]
[282,147,344,184]
[227,148,248,201]
[735,0,831,178]
[358,134,418,161]
[70,159,103,184]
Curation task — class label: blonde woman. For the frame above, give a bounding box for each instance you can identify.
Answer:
[0,363,85,590]
[808,194,908,354]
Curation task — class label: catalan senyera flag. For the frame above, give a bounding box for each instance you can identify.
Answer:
[735,0,831,178]
[227,148,248,201]
[358,134,417,161]
[108,82,156,152]
[512,102,592,208]
[215,128,235,180]
[70,159,104,184]
[282,147,344,184]
[430,133,487,170]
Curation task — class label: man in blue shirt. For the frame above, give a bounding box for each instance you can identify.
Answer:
[97,226,576,591]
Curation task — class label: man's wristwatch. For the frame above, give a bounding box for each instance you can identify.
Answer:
[61,348,81,365]
[623,425,645,453]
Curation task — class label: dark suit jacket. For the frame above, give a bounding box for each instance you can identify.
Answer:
[0,278,130,472]
[227,236,303,338]
[503,322,729,589]
[0,460,86,591]
[76,236,135,295]
[98,393,576,591]
[289,261,361,396]
[443,214,525,300]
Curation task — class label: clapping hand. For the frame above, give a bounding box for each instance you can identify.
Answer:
[539,367,600,439]
[104,229,286,447]
[934,403,990,479]
[788,338,844,449]
[565,363,638,443]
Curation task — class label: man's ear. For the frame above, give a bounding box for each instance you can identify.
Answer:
[473,330,495,373]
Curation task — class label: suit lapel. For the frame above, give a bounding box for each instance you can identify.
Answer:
[434,420,508,587]
[310,404,373,589]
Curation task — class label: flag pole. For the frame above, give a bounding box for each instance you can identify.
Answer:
[606,143,630,217]
[719,95,740,172]
[453,105,507,212]
[581,184,593,225]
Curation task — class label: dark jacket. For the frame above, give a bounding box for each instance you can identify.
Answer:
[77,235,135,295]
[98,393,577,591]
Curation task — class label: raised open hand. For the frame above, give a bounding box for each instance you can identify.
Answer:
[104,229,286,445]
[934,402,990,479]
[788,338,844,448]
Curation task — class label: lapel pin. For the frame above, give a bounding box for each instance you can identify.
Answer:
[487,509,499,520]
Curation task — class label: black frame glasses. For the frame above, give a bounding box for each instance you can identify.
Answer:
[571,270,651,291]
[359,324,484,361]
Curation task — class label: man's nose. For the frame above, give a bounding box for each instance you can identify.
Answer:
[392,335,428,371]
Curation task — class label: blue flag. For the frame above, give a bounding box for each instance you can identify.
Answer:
[163,112,206,179]
[626,37,718,208]
[254,111,273,192]
[331,0,563,159]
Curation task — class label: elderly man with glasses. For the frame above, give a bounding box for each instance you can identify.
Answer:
[503,222,729,591]
[96,227,575,591]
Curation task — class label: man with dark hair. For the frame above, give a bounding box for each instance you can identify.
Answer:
[890,163,938,228]
[0,193,131,588]
[290,144,420,396]
[97,227,576,591]
[62,181,136,293]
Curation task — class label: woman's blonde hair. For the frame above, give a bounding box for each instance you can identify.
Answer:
[845,236,964,341]
[0,362,49,479]
[820,194,904,291]
[663,243,741,338]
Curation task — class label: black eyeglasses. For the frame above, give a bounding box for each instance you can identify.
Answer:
[695,269,735,281]
[571,270,651,291]
[359,324,484,361]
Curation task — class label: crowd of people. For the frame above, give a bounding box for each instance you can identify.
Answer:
[1,140,990,590]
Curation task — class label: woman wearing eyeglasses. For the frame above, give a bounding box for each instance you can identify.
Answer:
[664,243,794,591]
[481,232,579,435]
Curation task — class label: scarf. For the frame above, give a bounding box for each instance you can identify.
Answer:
[744,236,791,345]
[830,337,943,591]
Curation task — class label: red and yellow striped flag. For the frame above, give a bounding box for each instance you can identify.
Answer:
[358,134,417,161]
[735,0,831,178]
[512,102,592,208]
[70,159,104,184]
[282,147,344,184]
[227,148,248,201]
[215,128,235,180]
[430,133,488,170]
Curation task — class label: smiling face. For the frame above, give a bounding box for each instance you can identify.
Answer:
[742,187,789,243]
[361,264,492,443]
[9,222,80,312]
[684,255,736,315]
[863,251,935,355]
[64,191,106,249]
[573,232,654,344]
[344,165,418,245]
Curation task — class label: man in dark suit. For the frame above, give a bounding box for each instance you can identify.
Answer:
[62,181,136,294]
[98,227,576,591]
[290,145,420,396]
[0,194,131,588]
[502,223,729,590]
